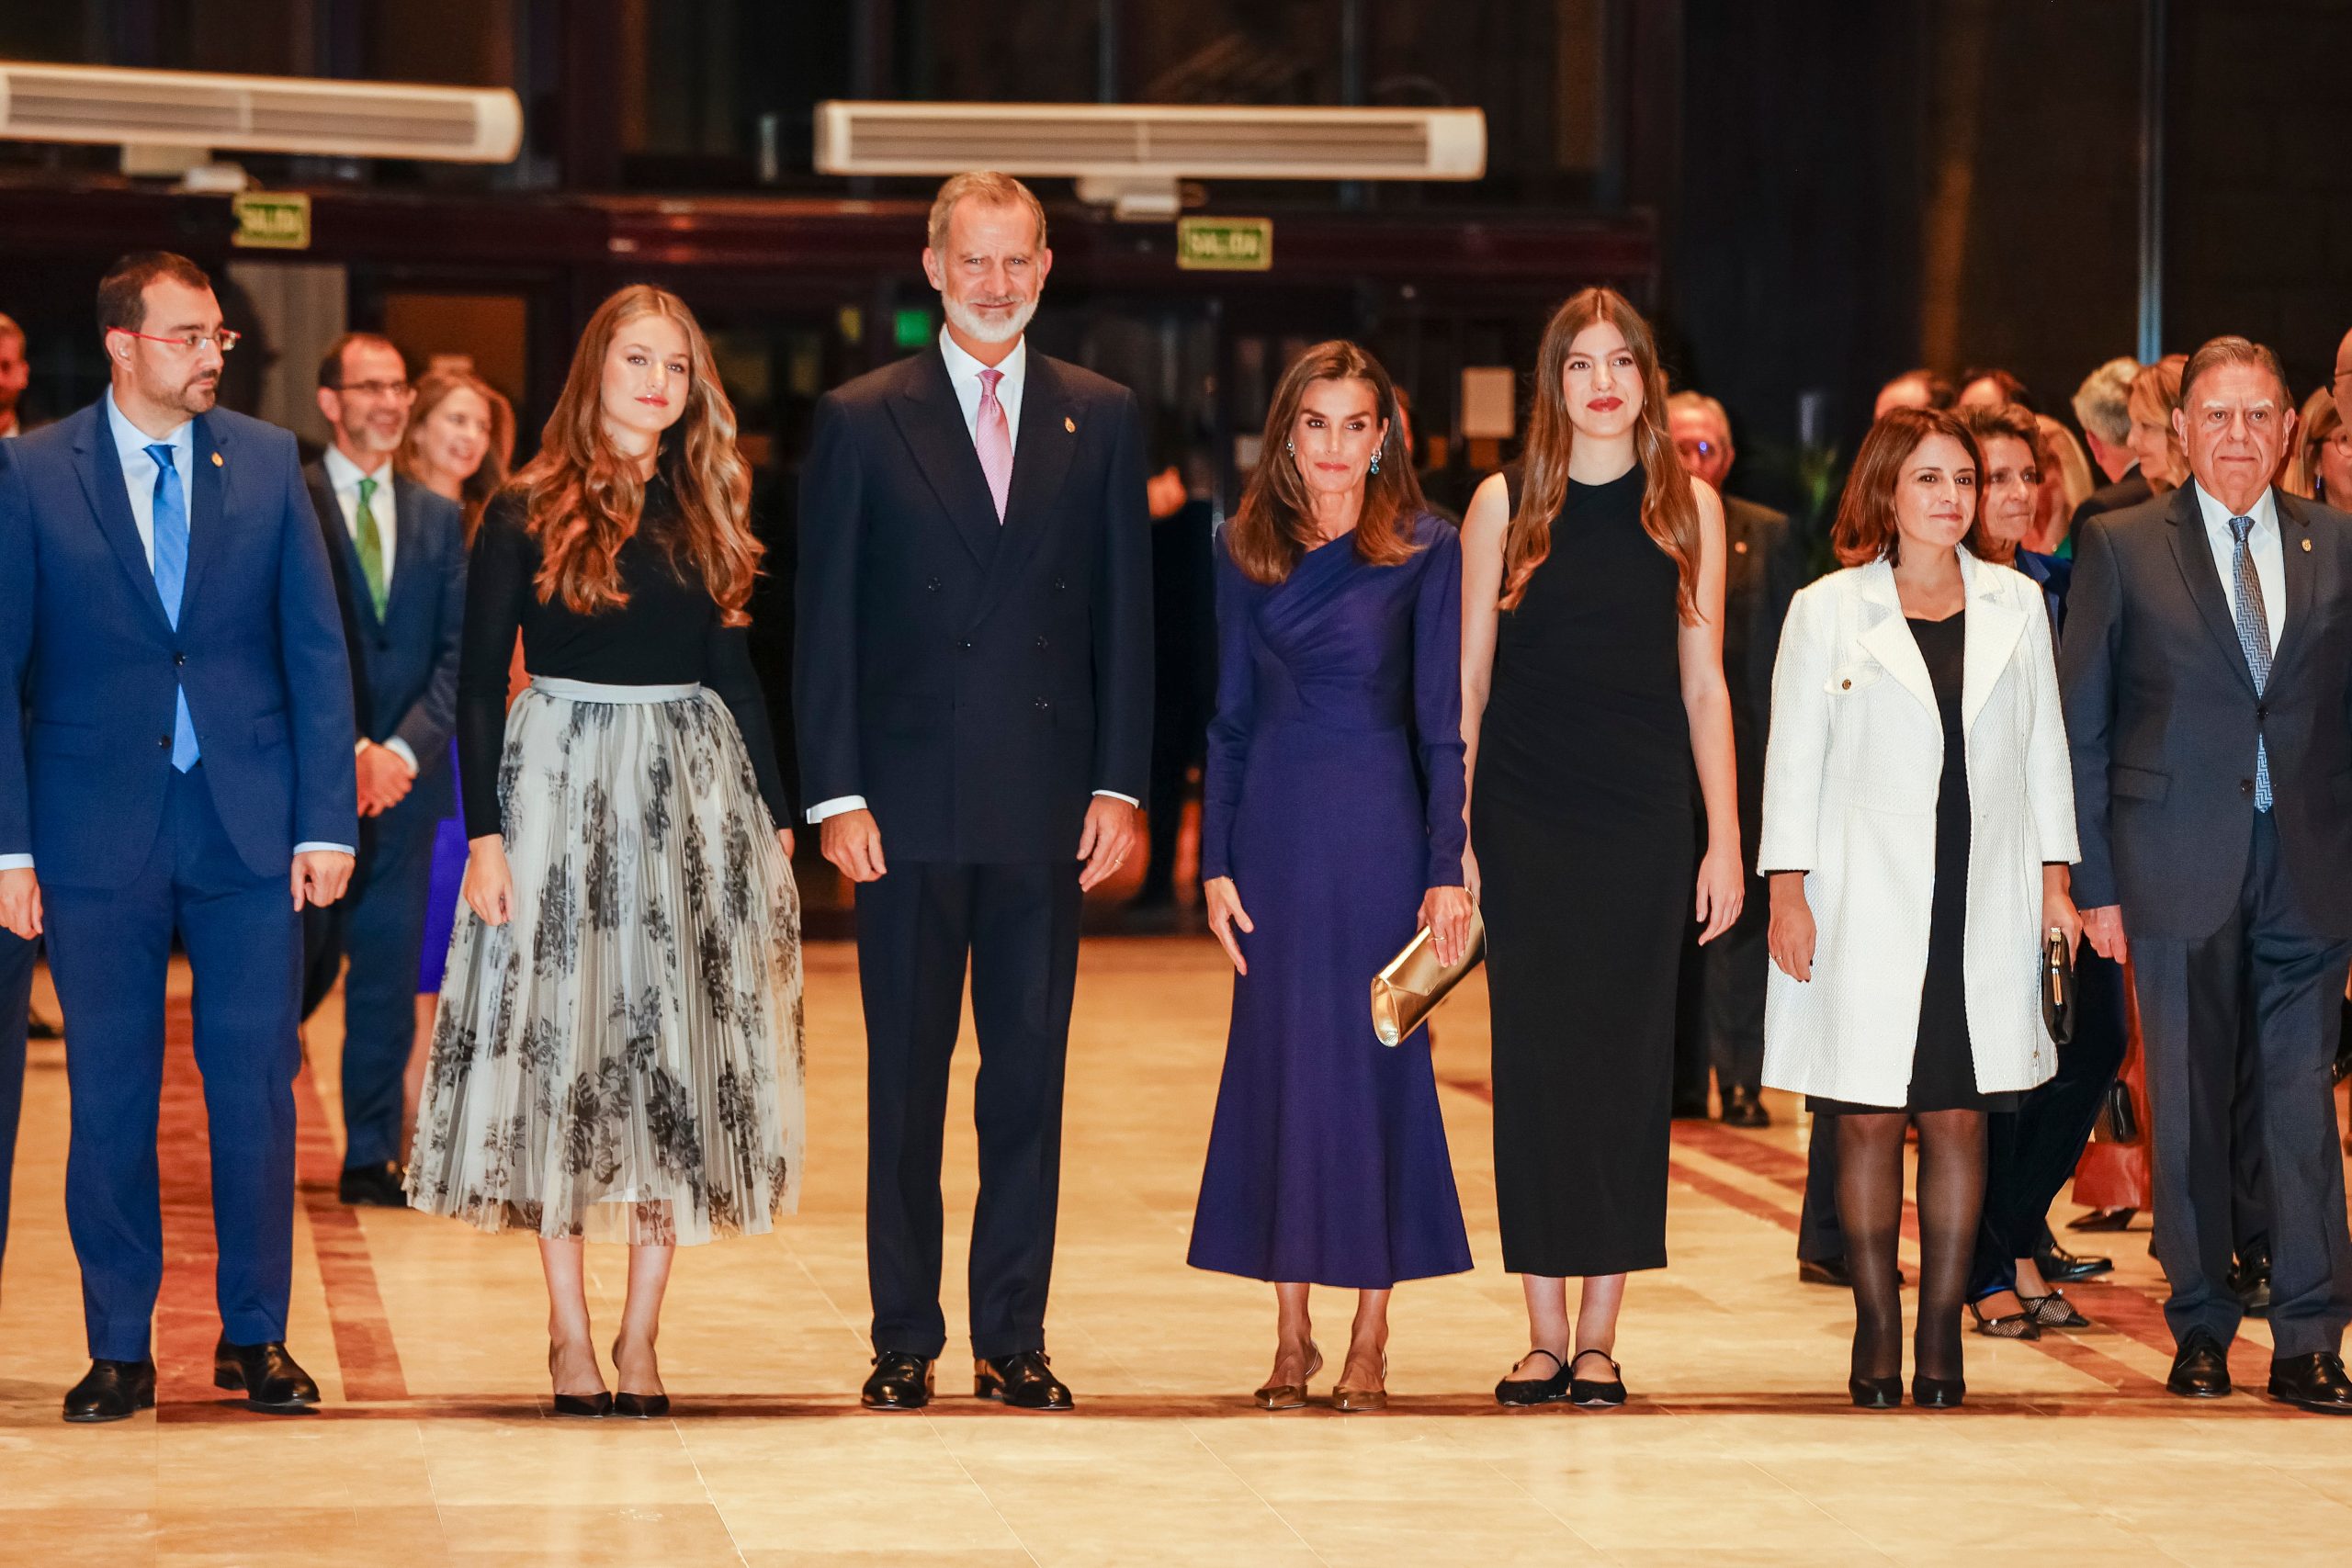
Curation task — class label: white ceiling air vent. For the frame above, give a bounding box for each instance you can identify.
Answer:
[0,62,524,185]
[815,101,1487,219]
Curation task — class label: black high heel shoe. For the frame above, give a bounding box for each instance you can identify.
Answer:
[549,1342,609,1418]
[1848,1375,1902,1409]
[612,1337,669,1419]
[1911,1375,1965,1409]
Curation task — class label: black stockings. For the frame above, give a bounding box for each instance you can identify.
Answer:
[1835,1110,1986,1382]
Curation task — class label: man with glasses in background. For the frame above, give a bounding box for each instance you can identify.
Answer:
[301,333,467,1209]
[0,251,356,1420]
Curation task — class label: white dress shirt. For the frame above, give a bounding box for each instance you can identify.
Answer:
[322,445,417,774]
[936,324,1025,457]
[0,393,353,868]
[805,329,1135,824]
[322,443,400,591]
[2193,479,2285,655]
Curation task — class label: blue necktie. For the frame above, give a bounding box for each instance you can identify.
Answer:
[2227,515,2271,812]
[145,444,199,772]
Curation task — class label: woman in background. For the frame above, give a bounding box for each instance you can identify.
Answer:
[1760,406,2077,1409]
[407,287,803,1418]
[2029,415,2095,556]
[2124,355,2188,495]
[397,368,517,1159]
[1958,403,2123,1338]
[2287,390,2347,505]
[1462,288,1743,1408]
[1191,341,1474,1414]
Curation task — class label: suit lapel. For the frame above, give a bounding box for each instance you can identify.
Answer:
[70,404,174,636]
[1958,552,2024,734]
[1854,560,1938,719]
[888,348,1002,569]
[181,414,230,625]
[379,475,423,633]
[2271,486,2317,681]
[973,353,1080,627]
[2165,483,2258,696]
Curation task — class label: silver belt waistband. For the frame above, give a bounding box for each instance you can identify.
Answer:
[530,677,702,704]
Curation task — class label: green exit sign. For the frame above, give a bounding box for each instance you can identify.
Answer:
[1176,216,1272,272]
[231,190,311,250]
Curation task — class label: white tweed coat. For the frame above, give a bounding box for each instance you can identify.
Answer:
[1758,550,2079,1106]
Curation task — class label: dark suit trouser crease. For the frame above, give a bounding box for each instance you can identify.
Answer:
[0,933,37,1291]
[859,860,1083,1361]
[337,805,436,1170]
[1798,1112,1844,1262]
[2131,811,2352,1359]
[1705,870,1769,1097]
[42,766,301,1361]
[1971,949,2129,1295]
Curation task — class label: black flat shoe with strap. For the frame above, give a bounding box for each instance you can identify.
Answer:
[1494,1348,1571,1406]
[1967,1295,2041,1340]
[2020,1292,2090,1329]
[1568,1349,1627,1408]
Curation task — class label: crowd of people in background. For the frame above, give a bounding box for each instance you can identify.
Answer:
[2,168,2351,1425]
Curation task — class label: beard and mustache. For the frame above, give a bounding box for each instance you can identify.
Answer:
[941,292,1038,346]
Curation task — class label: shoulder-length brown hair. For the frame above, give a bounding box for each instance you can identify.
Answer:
[504,285,760,625]
[1502,288,1700,620]
[399,368,514,541]
[1834,406,1984,566]
[1224,340,1427,584]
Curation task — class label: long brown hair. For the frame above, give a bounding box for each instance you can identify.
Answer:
[506,285,759,625]
[1502,288,1700,619]
[1224,340,1427,584]
[398,368,514,540]
[1833,406,1984,567]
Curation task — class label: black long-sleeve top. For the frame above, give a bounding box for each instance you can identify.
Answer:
[456,474,790,838]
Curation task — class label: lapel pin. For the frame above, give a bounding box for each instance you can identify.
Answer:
[2303,537,2312,552]
[1734,539,1748,555]
[211,451,223,467]
[1064,416,1076,434]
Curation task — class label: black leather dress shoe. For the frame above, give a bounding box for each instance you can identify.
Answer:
[63,1359,156,1423]
[2167,1332,2233,1399]
[2230,1245,2273,1318]
[2033,1240,2112,1282]
[1721,1087,1771,1129]
[213,1337,321,1412]
[975,1350,1074,1410]
[27,1008,62,1041]
[1799,1257,1852,1288]
[861,1350,934,1411]
[338,1161,410,1208]
[2268,1352,2352,1414]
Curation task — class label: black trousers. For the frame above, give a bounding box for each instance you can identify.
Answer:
[1798,1111,1844,1262]
[2132,812,2352,1358]
[1705,870,1770,1097]
[1970,948,2129,1295]
[857,860,1084,1360]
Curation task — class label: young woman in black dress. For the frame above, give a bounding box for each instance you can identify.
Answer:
[1461,288,1745,1406]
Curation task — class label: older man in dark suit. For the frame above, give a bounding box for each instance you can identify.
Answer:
[2064,335,2352,1414]
[2070,356,2151,533]
[797,173,1151,1413]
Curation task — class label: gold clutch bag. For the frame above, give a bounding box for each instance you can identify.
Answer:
[1370,909,1487,1046]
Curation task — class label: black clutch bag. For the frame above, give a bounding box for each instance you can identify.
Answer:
[2041,927,2075,1048]
[2101,1079,2141,1144]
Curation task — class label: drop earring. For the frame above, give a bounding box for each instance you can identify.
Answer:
[1369,452,1381,476]
[1285,439,1295,455]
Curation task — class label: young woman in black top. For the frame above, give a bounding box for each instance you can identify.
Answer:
[407,286,803,1418]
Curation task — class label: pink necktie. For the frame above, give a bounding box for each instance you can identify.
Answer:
[976,367,1012,522]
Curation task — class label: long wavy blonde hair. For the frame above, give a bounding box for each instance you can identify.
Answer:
[1501,288,1700,621]
[507,285,760,626]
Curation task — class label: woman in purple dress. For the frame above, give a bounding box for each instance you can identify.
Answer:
[1191,342,1475,1413]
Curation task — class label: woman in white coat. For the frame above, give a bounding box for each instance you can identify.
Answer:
[1760,405,2081,1411]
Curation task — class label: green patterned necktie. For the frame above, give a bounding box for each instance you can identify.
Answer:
[355,474,388,618]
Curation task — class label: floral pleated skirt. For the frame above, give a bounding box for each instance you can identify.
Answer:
[407,677,804,1246]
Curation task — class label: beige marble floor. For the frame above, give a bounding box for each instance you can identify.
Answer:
[4,937,2352,1565]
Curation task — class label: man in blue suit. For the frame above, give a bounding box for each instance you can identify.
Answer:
[301,332,465,1208]
[0,252,357,1422]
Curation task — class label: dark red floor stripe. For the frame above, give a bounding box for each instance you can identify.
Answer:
[153,996,406,1408]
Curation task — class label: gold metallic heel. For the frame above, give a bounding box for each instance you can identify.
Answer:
[1253,1342,1322,1410]
[1331,1352,1388,1413]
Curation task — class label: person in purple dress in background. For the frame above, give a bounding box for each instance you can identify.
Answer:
[1190,342,1476,1414]
[395,368,514,1161]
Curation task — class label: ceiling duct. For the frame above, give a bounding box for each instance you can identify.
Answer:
[816,101,1485,219]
